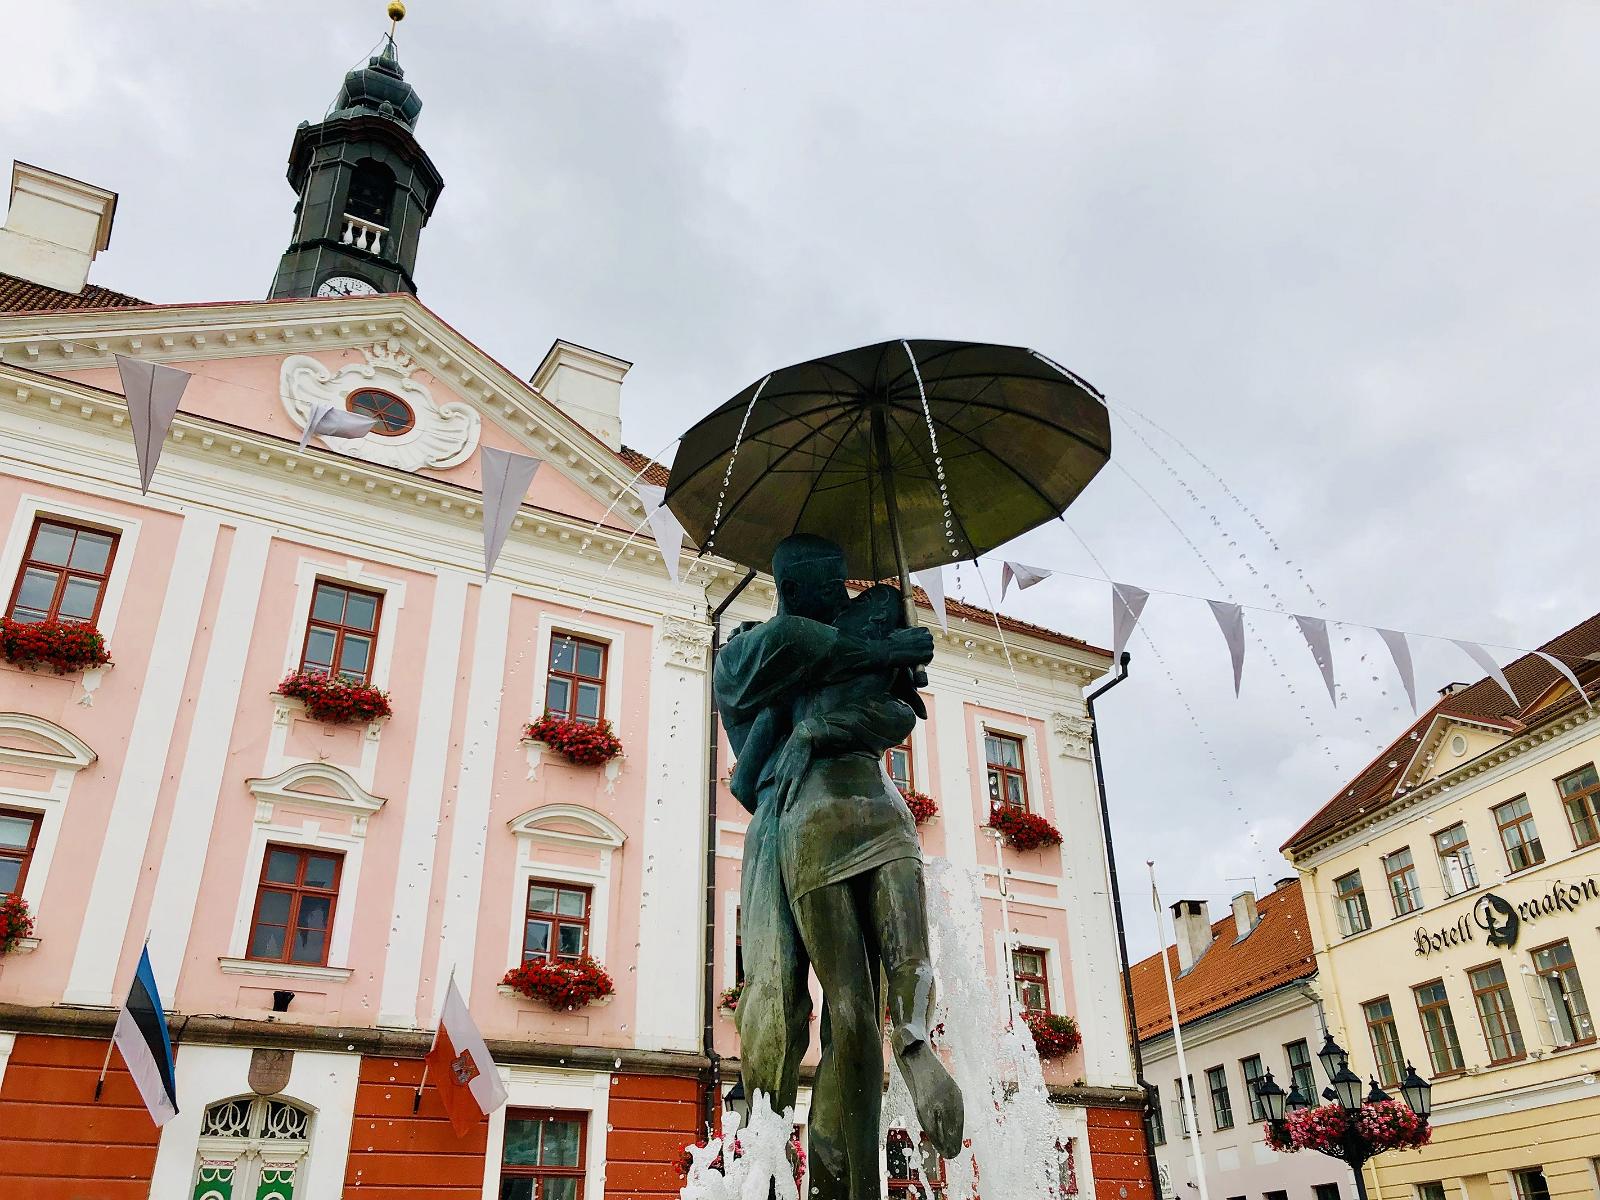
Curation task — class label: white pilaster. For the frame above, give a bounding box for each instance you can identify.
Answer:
[64,513,221,1006]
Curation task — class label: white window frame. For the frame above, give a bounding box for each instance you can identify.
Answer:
[975,714,1048,818]
[0,495,142,638]
[480,1066,612,1200]
[531,613,625,728]
[504,803,626,971]
[992,930,1067,1015]
[0,713,97,916]
[277,557,407,687]
[221,763,387,980]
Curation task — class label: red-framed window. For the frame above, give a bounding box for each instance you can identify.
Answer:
[346,389,415,437]
[1013,946,1050,1013]
[886,1128,946,1196]
[885,735,914,791]
[523,880,592,963]
[500,1108,586,1199]
[6,517,118,625]
[0,807,42,898]
[246,845,343,966]
[545,635,608,725]
[299,580,383,683]
[985,731,1028,811]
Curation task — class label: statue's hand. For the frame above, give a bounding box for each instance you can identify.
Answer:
[883,625,935,668]
[772,722,815,812]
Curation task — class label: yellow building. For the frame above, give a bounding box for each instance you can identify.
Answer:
[1284,612,1600,1200]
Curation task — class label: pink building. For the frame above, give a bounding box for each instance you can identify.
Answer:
[0,30,1148,1200]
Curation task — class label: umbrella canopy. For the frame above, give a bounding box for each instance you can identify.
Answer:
[665,339,1111,579]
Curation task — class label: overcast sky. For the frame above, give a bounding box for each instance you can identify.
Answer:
[6,2,1598,959]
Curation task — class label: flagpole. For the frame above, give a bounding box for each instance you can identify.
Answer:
[96,931,152,1102]
[1148,861,1210,1200]
[416,964,455,1113]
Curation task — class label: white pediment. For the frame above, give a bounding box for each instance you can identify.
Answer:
[508,802,626,848]
[248,761,386,832]
[0,712,96,772]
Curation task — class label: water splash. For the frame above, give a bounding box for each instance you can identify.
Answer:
[678,1092,800,1200]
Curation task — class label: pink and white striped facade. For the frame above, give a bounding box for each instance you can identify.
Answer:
[0,289,1147,1198]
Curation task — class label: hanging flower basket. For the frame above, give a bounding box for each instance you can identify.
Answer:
[501,955,616,1011]
[987,805,1063,852]
[899,788,938,825]
[719,981,744,1012]
[0,893,35,954]
[1265,1100,1430,1155]
[1022,1009,1081,1059]
[0,617,111,674]
[277,669,392,724]
[524,714,623,766]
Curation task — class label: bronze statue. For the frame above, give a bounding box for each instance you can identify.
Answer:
[716,534,964,1199]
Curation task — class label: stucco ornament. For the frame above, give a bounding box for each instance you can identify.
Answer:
[279,340,480,470]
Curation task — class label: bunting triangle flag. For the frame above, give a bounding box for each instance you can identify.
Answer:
[1453,641,1519,708]
[1293,614,1338,706]
[480,447,541,577]
[115,355,190,494]
[1000,561,1052,601]
[297,401,380,451]
[637,484,687,584]
[1533,651,1592,711]
[913,567,948,632]
[1376,628,1419,713]
[1111,583,1149,659]
[1207,600,1246,696]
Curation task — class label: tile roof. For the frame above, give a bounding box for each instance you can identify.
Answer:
[1127,879,1316,1041]
[617,445,670,487]
[1282,610,1600,857]
[0,271,146,313]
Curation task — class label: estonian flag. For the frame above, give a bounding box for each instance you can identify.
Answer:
[111,946,178,1126]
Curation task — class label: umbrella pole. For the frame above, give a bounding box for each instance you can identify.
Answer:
[870,407,931,688]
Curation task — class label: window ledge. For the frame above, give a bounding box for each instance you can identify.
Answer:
[218,957,354,982]
[495,984,613,1007]
[4,937,40,955]
[269,693,388,741]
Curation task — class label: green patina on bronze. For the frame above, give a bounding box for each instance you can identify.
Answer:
[715,534,963,1200]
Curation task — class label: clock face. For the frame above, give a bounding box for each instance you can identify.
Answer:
[317,276,378,298]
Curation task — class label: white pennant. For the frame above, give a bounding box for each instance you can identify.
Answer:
[1207,600,1246,696]
[1534,651,1592,711]
[1452,641,1519,708]
[1293,614,1338,706]
[1111,583,1149,659]
[913,567,948,632]
[636,484,687,584]
[480,447,541,577]
[1376,628,1419,713]
[116,354,190,494]
[1000,561,1052,601]
[297,401,379,451]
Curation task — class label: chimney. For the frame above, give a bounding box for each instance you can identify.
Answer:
[1274,876,1297,891]
[1231,890,1259,939]
[531,340,631,452]
[1170,900,1213,972]
[1438,681,1470,697]
[0,162,117,294]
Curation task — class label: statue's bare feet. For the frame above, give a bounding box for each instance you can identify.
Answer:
[899,1040,964,1160]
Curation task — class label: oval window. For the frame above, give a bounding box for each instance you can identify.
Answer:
[347,389,415,436]
[1450,733,1468,757]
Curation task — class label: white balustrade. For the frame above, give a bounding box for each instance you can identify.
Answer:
[340,213,388,256]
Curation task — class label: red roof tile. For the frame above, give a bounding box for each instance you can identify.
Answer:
[0,271,146,313]
[617,445,670,487]
[1127,880,1316,1040]
[1282,610,1600,857]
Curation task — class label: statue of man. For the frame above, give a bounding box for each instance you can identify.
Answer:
[715,534,963,1198]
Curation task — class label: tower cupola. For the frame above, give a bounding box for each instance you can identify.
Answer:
[268,5,443,300]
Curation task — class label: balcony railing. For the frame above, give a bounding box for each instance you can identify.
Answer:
[340,214,388,256]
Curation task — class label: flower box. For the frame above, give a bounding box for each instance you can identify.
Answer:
[1265,1099,1430,1155]
[900,788,938,825]
[719,981,744,1013]
[524,714,623,767]
[0,893,35,955]
[0,617,111,674]
[1022,1009,1081,1060]
[277,669,392,725]
[501,955,616,1010]
[987,805,1063,852]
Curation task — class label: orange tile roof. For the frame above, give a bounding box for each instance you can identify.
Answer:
[617,445,670,487]
[0,271,146,313]
[1127,880,1316,1041]
[1282,610,1600,857]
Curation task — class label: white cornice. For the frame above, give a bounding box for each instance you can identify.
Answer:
[0,711,97,771]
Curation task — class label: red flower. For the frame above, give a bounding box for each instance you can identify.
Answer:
[525,713,624,767]
[899,788,939,825]
[0,616,111,674]
[501,955,616,1010]
[278,669,392,724]
[1021,1009,1081,1059]
[0,893,35,954]
[719,981,744,1012]
[1266,1101,1430,1156]
[987,805,1063,852]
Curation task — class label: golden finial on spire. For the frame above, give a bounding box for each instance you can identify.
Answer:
[387,1,406,38]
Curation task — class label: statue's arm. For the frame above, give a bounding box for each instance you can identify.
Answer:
[714,616,932,720]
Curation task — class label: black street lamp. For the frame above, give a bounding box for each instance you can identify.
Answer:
[1257,1049,1433,1200]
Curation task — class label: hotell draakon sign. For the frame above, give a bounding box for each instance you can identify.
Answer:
[1413,875,1600,957]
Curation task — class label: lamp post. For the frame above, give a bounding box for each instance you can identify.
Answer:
[1255,1035,1432,1200]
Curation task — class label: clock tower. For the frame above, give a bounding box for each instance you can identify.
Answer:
[267,9,444,300]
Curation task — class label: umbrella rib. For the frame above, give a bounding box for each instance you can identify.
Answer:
[894,402,1066,536]
[883,394,1110,458]
[708,407,861,538]
[886,405,987,563]
[786,405,869,543]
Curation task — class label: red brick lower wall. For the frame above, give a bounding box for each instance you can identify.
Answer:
[1087,1104,1154,1200]
[0,1033,164,1200]
[604,1072,703,1198]
[344,1055,490,1198]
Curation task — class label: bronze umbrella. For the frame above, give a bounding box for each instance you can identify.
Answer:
[665,338,1112,618]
